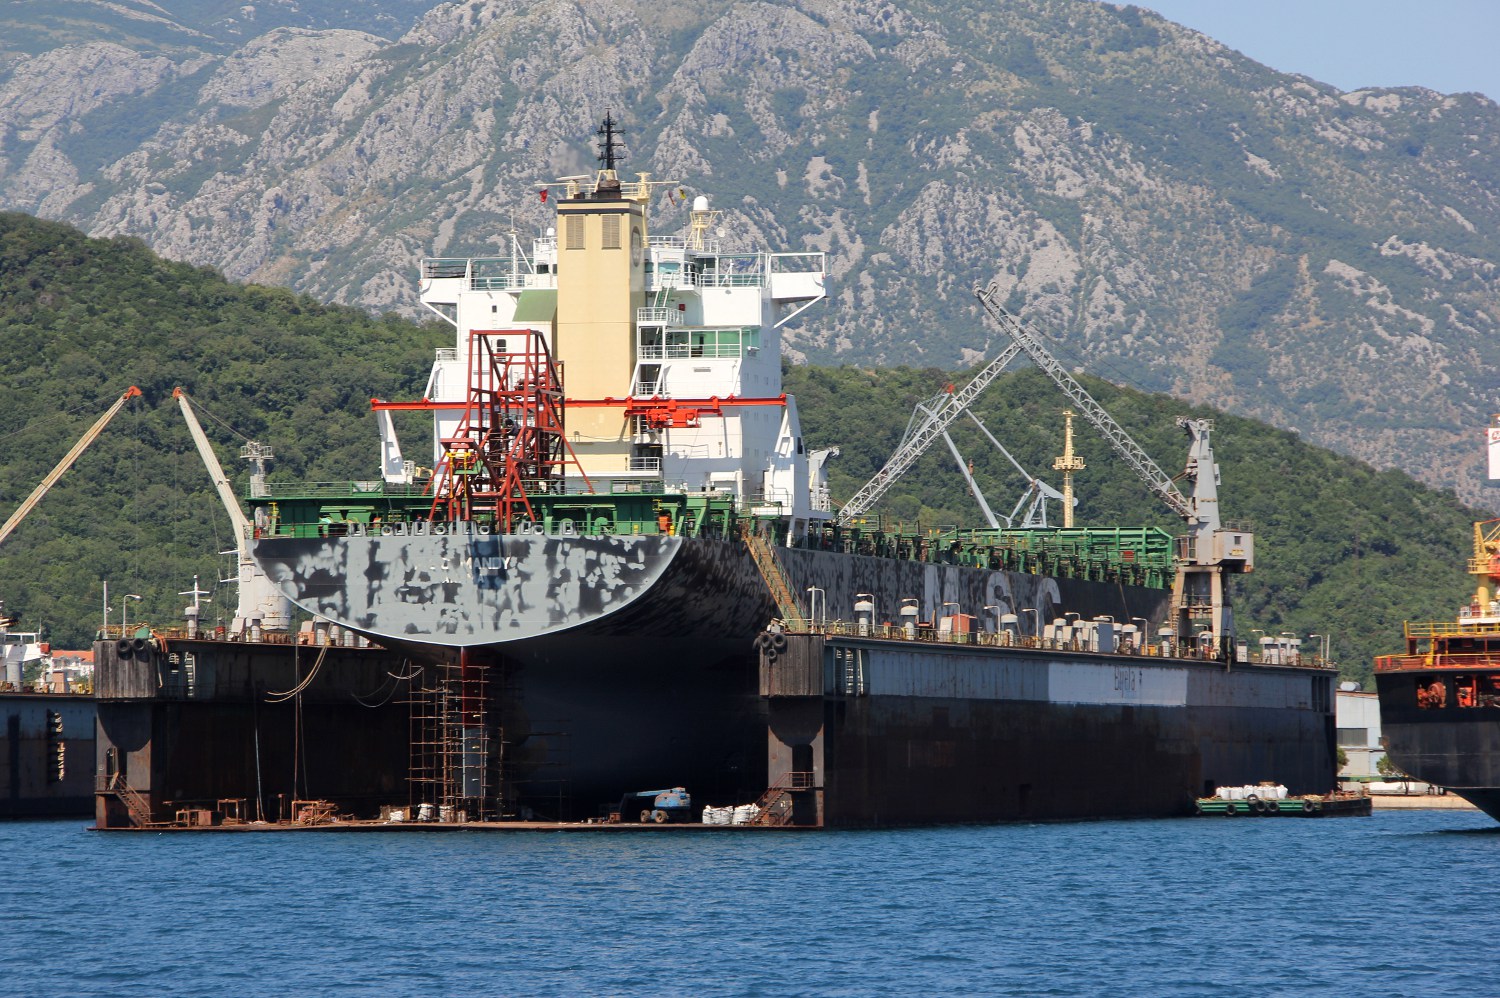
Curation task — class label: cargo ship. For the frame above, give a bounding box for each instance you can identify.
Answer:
[237,122,1335,825]
[1375,516,1500,820]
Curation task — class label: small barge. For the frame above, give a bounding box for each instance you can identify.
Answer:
[1192,786,1371,817]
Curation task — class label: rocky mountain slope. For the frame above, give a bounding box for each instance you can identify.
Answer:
[2,0,1498,504]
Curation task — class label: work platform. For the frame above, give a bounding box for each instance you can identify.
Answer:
[93,819,816,833]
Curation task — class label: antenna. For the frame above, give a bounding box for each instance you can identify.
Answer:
[596,112,624,171]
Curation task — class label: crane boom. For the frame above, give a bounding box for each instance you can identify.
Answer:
[974,283,1254,657]
[173,387,291,632]
[173,388,251,539]
[0,386,142,550]
[836,341,1023,524]
[973,284,1193,520]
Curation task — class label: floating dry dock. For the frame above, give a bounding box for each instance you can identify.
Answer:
[92,602,1339,831]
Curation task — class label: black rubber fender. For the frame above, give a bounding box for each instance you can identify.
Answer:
[115,638,132,657]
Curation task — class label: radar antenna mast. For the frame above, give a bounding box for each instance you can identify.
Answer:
[596,112,623,171]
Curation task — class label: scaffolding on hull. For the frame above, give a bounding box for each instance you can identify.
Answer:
[406,652,503,822]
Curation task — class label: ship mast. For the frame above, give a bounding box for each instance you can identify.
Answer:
[1052,410,1085,529]
[596,112,623,172]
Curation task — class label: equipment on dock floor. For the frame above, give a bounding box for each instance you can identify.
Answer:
[614,787,692,823]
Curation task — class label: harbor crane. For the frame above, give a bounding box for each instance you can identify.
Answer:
[836,342,1025,525]
[173,388,291,633]
[973,283,1253,658]
[0,386,142,551]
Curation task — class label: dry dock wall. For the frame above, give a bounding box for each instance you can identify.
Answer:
[766,635,1338,827]
[93,638,408,827]
[1,694,95,818]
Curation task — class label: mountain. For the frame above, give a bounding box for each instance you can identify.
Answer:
[1,0,1497,508]
[0,213,1480,682]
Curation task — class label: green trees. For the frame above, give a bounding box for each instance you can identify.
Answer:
[0,212,446,647]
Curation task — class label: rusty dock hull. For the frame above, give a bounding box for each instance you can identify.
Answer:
[92,636,409,828]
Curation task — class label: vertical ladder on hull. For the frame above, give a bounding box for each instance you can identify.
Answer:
[743,529,808,630]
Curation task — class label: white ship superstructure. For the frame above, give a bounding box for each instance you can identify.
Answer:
[409,169,832,534]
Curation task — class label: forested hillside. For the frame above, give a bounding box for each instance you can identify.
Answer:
[0,212,447,647]
[0,214,1481,684]
[2,0,1498,504]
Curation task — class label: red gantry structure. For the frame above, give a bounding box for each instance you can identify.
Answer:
[373,328,591,528]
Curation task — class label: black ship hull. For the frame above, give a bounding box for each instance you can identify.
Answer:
[252,530,1316,822]
[1376,668,1500,821]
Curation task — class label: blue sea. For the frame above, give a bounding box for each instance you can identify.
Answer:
[3,809,1496,997]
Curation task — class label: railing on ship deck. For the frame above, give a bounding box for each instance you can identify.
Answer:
[244,491,1174,590]
[1375,653,1500,672]
[797,619,1337,670]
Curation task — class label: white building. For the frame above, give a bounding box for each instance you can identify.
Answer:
[1336,686,1386,777]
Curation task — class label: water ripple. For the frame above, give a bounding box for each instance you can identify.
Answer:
[2,811,1497,996]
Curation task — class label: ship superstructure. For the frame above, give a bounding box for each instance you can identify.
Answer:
[395,157,831,534]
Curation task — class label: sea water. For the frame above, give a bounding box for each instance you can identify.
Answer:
[3,809,1496,997]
